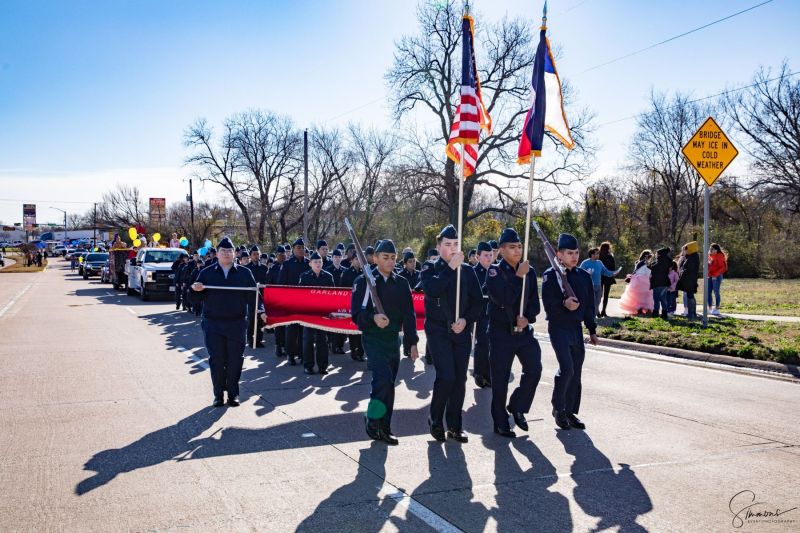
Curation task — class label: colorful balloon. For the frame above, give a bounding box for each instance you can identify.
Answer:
[198,247,208,256]
[152,233,161,243]
[128,227,137,240]
[133,238,142,247]
[179,237,189,246]
[204,239,212,248]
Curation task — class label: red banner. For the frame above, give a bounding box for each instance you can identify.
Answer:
[263,285,426,334]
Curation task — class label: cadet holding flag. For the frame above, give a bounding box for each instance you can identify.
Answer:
[421,225,483,443]
[351,239,419,446]
[485,228,542,438]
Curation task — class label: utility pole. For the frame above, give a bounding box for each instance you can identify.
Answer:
[303,128,309,245]
[187,178,195,246]
[93,203,97,247]
[50,207,67,243]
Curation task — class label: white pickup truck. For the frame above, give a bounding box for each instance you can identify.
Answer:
[126,247,188,301]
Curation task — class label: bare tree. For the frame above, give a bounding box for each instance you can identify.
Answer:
[722,62,800,213]
[95,184,147,229]
[628,91,711,248]
[386,0,595,225]
[184,119,255,240]
[167,202,229,246]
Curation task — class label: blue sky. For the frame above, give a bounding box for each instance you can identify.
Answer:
[0,0,796,225]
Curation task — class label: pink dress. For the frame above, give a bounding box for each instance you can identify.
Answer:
[619,265,654,314]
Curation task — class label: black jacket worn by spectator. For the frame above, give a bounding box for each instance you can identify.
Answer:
[649,248,672,289]
[541,266,597,335]
[677,253,700,294]
[599,252,616,286]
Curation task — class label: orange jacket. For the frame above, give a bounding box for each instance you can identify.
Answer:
[708,253,727,278]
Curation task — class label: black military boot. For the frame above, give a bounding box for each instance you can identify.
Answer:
[553,408,571,430]
[567,414,586,430]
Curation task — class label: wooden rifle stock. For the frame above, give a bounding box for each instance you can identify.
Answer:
[531,220,577,300]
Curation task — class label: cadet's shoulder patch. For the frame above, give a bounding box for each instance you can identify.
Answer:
[352,282,358,291]
[488,267,498,277]
[421,263,430,272]
[543,272,550,282]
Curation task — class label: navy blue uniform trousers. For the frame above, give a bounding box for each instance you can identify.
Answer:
[488,327,542,429]
[303,327,329,370]
[473,316,490,380]
[201,318,246,400]
[425,321,471,430]
[549,325,585,414]
[363,336,400,427]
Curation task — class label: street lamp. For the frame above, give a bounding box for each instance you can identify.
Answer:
[50,207,67,242]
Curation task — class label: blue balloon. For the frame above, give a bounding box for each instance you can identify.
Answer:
[204,239,212,248]
[198,247,208,256]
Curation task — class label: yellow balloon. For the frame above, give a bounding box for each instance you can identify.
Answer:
[153,233,161,242]
[128,227,137,240]
[133,238,142,247]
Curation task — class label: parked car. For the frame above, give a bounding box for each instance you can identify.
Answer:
[126,248,187,301]
[82,252,109,279]
[54,245,67,256]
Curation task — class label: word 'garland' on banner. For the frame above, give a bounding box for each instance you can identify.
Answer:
[681,116,738,187]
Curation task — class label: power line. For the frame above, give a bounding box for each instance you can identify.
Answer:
[0,198,96,205]
[581,0,776,74]
[595,70,799,128]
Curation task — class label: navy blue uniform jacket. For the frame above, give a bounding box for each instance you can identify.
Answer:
[541,266,597,335]
[299,269,335,288]
[194,263,264,322]
[420,258,483,324]
[278,255,310,286]
[351,272,419,352]
[485,259,540,330]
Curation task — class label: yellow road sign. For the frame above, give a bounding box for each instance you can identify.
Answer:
[682,117,738,187]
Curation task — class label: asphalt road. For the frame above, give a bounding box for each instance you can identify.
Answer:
[1,263,798,532]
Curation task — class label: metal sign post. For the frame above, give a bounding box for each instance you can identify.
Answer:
[681,117,738,327]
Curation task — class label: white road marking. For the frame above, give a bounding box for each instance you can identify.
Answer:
[379,483,464,533]
[124,306,137,316]
[105,291,114,296]
[301,432,317,438]
[0,284,32,319]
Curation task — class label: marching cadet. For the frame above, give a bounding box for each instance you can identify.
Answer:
[192,237,265,407]
[351,239,419,445]
[472,241,493,388]
[206,247,217,266]
[299,252,335,374]
[485,228,542,438]
[172,254,189,311]
[340,254,366,362]
[325,249,347,354]
[181,251,200,314]
[468,249,478,266]
[398,251,419,287]
[267,245,287,358]
[246,245,269,348]
[316,240,333,269]
[489,240,500,263]
[364,246,376,267]
[260,253,270,267]
[420,224,483,443]
[278,238,311,365]
[341,244,356,269]
[541,233,597,431]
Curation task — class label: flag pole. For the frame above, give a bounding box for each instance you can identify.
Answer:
[519,156,537,320]
[455,143,466,320]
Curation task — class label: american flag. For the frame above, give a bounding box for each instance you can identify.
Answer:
[446,14,492,178]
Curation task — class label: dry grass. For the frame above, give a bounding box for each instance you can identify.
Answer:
[0,254,48,273]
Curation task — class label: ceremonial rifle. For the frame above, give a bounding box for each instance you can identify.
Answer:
[343,217,386,315]
[531,220,577,300]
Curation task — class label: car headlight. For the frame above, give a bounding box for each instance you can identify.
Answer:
[145,271,154,281]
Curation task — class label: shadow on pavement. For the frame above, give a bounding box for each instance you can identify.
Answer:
[557,430,653,532]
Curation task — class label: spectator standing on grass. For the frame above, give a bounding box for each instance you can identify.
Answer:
[668,261,679,314]
[618,250,654,316]
[579,247,622,318]
[598,241,617,318]
[649,247,672,320]
[677,242,700,320]
[707,243,728,316]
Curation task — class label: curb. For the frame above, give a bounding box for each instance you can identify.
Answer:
[597,337,800,378]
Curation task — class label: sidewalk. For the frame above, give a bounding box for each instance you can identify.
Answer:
[603,296,800,323]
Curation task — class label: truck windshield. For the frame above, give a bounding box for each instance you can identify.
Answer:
[85,253,108,262]
[143,250,186,263]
